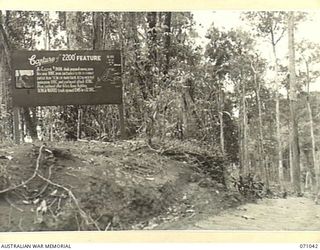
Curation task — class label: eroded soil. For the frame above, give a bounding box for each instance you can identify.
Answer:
[0,140,237,231]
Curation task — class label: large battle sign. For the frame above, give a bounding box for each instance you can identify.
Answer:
[12,50,122,107]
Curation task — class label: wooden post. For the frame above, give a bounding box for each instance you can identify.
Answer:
[118,104,125,139]
[13,107,20,144]
[76,107,82,140]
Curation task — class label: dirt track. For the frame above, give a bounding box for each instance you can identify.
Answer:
[157,197,320,230]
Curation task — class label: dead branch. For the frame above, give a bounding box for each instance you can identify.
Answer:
[0,145,45,194]
[31,164,54,199]
[49,197,58,208]
[0,144,100,230]
[57,197,62,211]
[8,204,12,227]
[105,222,111,231]
[36,172,101,231]
[88,213,101,231]
[5,194,23,212]
[18,217,24,231]
[75,214,81,231]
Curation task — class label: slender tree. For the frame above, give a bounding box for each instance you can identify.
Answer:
[288,11,302,195]
[163,12,172,76]
[250,55,269,188]
[65,12,83,140]
[0,13,12,140]
[296,40,320,200]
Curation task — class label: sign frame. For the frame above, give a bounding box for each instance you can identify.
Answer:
[11,50,123,107]
[11,50,125,143]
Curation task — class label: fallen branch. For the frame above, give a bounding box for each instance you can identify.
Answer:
[75,214,81,231]
[105,222,111,231]
[18,217,24,231]
[0,145,45,194]
[48,197,57,208]
[146,142,167,155]
[31,164,54,199]
[5,194,23,212]
[36,172,101,231]
[88,213,101,231]
[57,197,62,211]
[0,144,100,231]
[8,205,12,227]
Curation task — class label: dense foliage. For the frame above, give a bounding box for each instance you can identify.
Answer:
[0,11,319,194]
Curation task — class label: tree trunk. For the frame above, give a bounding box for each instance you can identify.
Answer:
[181,77,197,139]
[44,11,51,50]
[43,11,54,141]
[93,12,103,50]
[288,12,302,195]
[130,13,147,100]
[147,12,157,63]
[0,49,6,141]
[66,12,82,140]
[271,41,285,192]
[251,60,269,188]
[305,61,320,201]
[66,12,80,49]
[144,12,158,144]
[289,136,294,182]
[303,149,314,191]
[0,20,11,71]
[218,82,225,155]
[239,75,248,175]
[286,90,294,183]
[22,108,37,139]
[163,12,171,76]
[1,16,14,141]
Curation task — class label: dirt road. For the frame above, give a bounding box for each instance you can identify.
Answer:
[157,197,320,230]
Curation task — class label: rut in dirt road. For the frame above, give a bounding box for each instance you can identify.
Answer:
[182,197,320,230]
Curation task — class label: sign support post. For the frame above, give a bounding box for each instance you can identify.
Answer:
[77,107,82,140]
[118,104,125,139]
[13,107,20,144]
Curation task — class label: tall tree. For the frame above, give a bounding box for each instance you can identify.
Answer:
[163,12,172,76]
[296,40,320,200]
[93,12,103,50]
[144,12,158,144]
[288,11,302,195]
[0,12,12,140]
[65,12,83,139]
[250,54,269,188]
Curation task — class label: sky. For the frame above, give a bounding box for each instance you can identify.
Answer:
[192,11,320,53]
[192,11,320,92]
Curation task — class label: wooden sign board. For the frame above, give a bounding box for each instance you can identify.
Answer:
[11,50,122,107]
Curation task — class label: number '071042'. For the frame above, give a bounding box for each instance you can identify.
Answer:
[300,244,318,248]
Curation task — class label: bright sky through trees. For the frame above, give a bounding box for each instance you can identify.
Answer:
[192,11,320,92]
